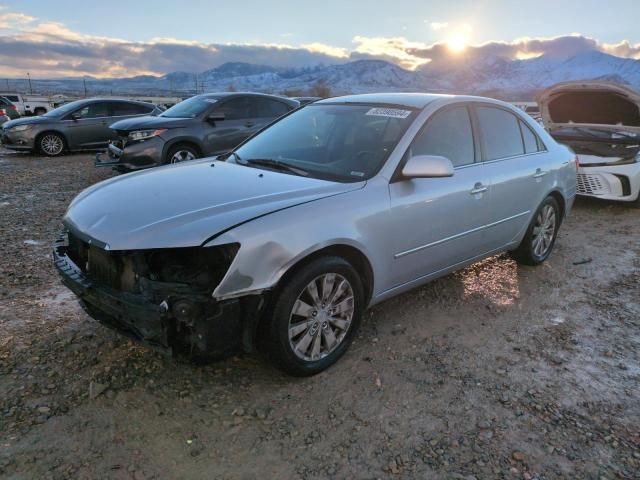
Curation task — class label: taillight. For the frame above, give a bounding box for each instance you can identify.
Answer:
[0,109,6,116]
[7,104,16,110]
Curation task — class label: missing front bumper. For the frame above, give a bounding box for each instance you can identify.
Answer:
[53,235,265,360]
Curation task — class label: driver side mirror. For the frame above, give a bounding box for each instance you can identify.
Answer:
[207,112,225,123]
[401,155,454,179]
[70,113,80,121]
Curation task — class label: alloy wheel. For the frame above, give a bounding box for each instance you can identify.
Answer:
[41,135,63,156]
[288,273,355,362]
[531,204,556,257]
[170,150,196,163]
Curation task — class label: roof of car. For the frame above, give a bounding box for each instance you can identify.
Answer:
[317,93,454,109]
[199,92,299,105]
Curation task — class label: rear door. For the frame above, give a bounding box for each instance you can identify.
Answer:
[473,104,551,248]
[250,97,292,131]
[388,104,493,289]
[64,101,113,148]
[202,97,254,154]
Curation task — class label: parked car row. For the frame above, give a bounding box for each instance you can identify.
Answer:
[53,92,577,375]
[0,93,299,166]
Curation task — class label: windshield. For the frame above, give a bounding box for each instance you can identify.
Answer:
[160,95,218,118]
[232,104,416,182]
[44,100,88,118]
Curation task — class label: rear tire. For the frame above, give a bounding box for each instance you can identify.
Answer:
[263,256,365,376]
[38,132,65,157]
[166,144,199,164]
[34,107,46,116]
[510,196,561,266]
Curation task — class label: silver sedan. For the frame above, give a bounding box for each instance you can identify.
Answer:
[55,93,577,375]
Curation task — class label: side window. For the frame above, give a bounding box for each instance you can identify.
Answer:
[476,106,525,160]
[111,102,153,116]
[253,98,290,118]
[212,97,250,120]
[519,120,543,154]
[409,105,475,167]
[73,102,109,119]
[5,95,19,102]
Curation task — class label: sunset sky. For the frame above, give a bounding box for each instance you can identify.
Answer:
[1,0,639,78]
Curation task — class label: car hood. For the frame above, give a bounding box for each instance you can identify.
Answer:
[3,116,50,129]
[538,81,640,132]
[110,115,192,132]
[64,160,365,250]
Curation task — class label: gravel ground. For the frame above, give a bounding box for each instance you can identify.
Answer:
[0,148,639,480]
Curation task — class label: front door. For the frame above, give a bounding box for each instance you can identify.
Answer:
[387,105,493,290]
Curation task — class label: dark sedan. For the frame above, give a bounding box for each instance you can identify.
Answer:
[96,93,299,172]
[0,98,162,156]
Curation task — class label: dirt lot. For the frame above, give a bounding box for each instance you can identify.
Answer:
[0,148,639,480]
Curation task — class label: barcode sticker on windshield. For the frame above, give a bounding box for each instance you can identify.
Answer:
[366,107,412,119]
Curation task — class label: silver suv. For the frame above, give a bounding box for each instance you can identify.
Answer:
[54,93,577,376]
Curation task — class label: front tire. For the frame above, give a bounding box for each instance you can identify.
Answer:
[166,144,199,164]
[264,256,365,376]
[38,133,65,157]
[510,196,561,266]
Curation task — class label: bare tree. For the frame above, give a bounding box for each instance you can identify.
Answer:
[309,80,331,98]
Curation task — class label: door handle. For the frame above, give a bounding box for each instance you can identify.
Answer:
[470,183,488,195]
[533,168,548,178]
[245,121,255,128]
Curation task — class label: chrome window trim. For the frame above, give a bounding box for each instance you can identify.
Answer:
[60,113,151,122]
[394,210,530,259]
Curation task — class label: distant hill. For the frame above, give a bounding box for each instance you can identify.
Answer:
[18,51,640,99]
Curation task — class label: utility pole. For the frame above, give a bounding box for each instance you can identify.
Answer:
[194,74,198,95]
[27,72,33,94]
[83,78,87,97]
[5,79,9,91]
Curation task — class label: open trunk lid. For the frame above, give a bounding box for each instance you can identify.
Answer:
[538,81,640,163]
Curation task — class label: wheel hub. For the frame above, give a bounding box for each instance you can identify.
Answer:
[287,273,355,362]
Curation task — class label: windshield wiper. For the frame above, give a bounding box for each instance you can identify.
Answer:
[245,158,309,177]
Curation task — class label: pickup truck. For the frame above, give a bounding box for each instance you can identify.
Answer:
[0,93,53,116]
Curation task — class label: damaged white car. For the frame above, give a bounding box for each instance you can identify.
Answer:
[539,81,640,206]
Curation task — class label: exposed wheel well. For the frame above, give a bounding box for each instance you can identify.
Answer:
[277,244,374,304]
[35,130,67,151]
[164,141,202,162]
[547,190,566,220]
[33,107,47,115]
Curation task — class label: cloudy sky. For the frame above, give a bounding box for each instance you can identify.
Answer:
[1,0,639,78]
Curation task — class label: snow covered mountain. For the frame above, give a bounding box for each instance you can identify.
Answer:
[25,51,640,98]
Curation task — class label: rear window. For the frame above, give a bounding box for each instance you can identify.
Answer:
[519,120,543,154]
[111,102,153,116]
[477,106,525,160]
[253,98,291,118]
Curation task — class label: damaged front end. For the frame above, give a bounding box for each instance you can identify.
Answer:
[53,228,265,360]
[539,81,640,200]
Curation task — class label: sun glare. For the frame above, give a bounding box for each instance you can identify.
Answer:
[447,32,468,53]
